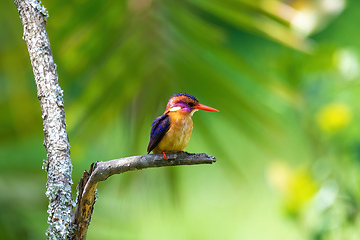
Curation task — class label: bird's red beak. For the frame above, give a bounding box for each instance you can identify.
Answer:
[194,104,219,112]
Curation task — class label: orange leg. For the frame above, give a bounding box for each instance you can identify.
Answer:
[162,151,168,160]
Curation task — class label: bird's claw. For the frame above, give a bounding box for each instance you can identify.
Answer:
[162,151,168,160]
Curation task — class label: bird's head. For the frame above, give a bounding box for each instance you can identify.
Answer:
[165,93,219,116]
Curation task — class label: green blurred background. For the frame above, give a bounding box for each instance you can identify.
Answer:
[1,0,360,239]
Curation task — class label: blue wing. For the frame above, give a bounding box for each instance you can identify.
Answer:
[147,114,170,153]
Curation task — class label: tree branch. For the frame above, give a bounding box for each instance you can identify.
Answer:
[71,152,216,240]
[13,0,74,239]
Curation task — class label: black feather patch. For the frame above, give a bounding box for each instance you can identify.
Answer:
[171,93,198,102]
[147,114,170,153]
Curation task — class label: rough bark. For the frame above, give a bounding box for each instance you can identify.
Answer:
[71,152,216,240]
[13,0,74,239]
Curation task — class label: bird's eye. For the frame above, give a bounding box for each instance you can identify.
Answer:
[187,102,195,107]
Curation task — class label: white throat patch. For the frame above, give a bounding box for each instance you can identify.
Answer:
[190,109,198,116]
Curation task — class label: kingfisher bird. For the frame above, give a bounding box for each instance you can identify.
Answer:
[147,93,219,159]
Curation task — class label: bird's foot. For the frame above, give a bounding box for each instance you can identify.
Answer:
[161,151,168,160]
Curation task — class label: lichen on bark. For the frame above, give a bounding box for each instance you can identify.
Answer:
[14,0,74,239]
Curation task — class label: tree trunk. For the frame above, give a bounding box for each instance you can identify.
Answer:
[13,0,74,239]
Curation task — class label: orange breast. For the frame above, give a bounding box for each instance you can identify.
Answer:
[153,112,193,153]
